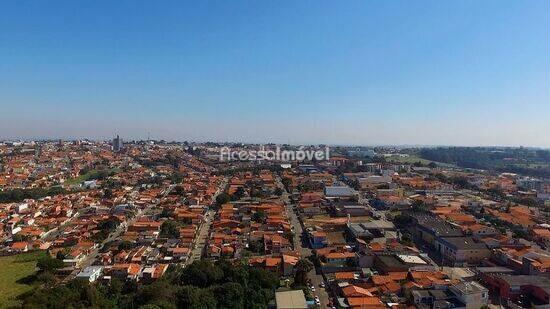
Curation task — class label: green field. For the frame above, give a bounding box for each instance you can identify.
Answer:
[386,154,434,165]
[0,251,46,308]
[387,154,455,168]
[65,168,120,185]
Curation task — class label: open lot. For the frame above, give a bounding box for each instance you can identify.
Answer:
[0,251,46,308]
[64,168,120,185]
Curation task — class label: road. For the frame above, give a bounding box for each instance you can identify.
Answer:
[278,177,330,308]
[185,209,214,265]
[185,177,228,266]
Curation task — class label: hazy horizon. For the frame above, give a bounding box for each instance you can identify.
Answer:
[2,135,549,150]
[1,1,549,147]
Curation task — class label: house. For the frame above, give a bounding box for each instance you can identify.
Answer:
[449,281,489,309]
[342,285,373,298]
[482,274,550,305]
[76,266,103,282]
[412,290,433,306]
[467,224,500,239]
[345,296,384,308]
[336,205,369,217]
[434,237,490,266]
[140,264,169,283]
[412,214,463,245]
[309,231,328,249]
[321,251,356,267]
[374,254,428,273]
[10,241,30,252]
[110,263,142,280]
[282,254,299,276]
[325,186,356,199]
[359,176,392,189]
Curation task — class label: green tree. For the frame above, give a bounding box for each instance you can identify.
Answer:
[103,188,113,199]
[214,282,245,308]
[216,193,231,205]
[160,220,180,239]
[274,187,284,196]
[411,200,428,212]
[177,285,217,309]
[252,211,267,223]
[231,187,246,201]
[37,256,65,272]
[281,177,292,192]
[179,260,224,287]
[294,259,314,286]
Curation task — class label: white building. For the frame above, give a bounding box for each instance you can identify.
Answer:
[76,266,103,282]
[449,281,488,309]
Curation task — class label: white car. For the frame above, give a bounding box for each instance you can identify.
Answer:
[319,282,325,288]
[314,296,320,305]
[310,286,316,292]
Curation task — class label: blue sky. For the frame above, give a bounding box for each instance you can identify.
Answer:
[1,1,549,147]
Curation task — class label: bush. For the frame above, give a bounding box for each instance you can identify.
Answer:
[215,193,231,205]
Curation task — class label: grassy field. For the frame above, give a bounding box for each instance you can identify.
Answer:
[65,168,120,185]
[386,154,434,165]
[387,154,456,168]
[0,251,46,308]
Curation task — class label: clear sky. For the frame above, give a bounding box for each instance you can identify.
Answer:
[1,1,549,147]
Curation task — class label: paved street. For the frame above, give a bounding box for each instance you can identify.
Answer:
[278,178,330,308]
[185,178,228,266]
[186,209,214,265]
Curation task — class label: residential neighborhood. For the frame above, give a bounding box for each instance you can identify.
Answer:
[3,0,550,307]
[3,140,549,308]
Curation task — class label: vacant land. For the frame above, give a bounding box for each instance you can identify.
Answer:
[65,168,120,185]
[386,154,434,165]
[418,147,550,178]
[0,251,46,308]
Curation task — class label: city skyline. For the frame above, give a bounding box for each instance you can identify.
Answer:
[1,1,549,147]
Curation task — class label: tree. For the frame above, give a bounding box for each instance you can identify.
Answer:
[103,188,113,199]
[21,259,279,309]
[512,228,529,239]
[411,200,428,212]
[56,250,67,260]
[281,177,292,192]
[160,220,180,239]
[36,271,58,287]
[179,260,223,287]
[170,173,184,184]
[400,233,413,245]
[37,256,65,272]
[118,240,134,251]
[294,259,314,286]
[98,218,120,231]
[214,282,245,309]
[393,214,412,227]
[135,280,178,308]
[176,286,202,308]
[216,193,231,205]
[159,207,174,218]
[274,187,283,196]
[252,211,266,223]
[171,185,185,196]
[231,187,246,201]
